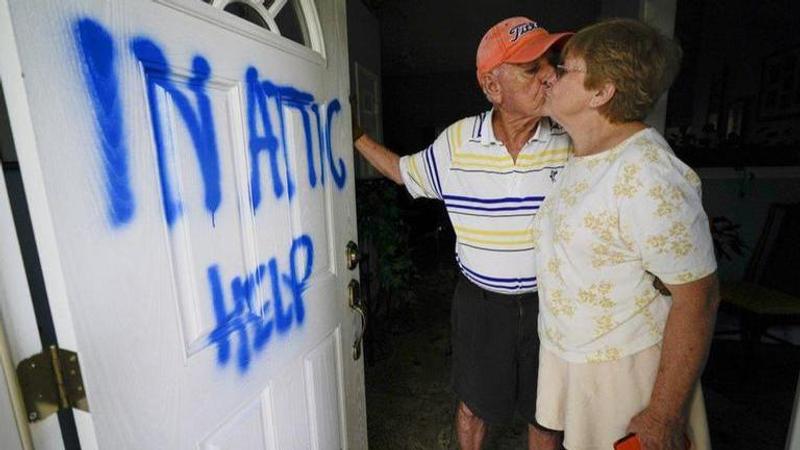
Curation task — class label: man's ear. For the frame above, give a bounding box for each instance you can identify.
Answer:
[589,81,615,109]
[479,70,502,104]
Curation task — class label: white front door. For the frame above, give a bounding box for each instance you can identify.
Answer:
[0,0,366,448]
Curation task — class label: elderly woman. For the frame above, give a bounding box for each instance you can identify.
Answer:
[532,19,720,450]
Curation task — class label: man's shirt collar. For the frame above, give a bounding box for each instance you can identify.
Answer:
[479,109,553,147]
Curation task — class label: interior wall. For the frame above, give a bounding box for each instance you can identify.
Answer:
[377,1,602,77]
[347,0,382,178]
[347,0,381,76]
[382,71,487,154]
[601,0,677,133]
[689,0,800,148]
[601,0,642,18]
[698,167,800,281]
[377,1,601,152]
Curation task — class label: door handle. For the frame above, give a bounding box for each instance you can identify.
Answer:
[348,279,366,360]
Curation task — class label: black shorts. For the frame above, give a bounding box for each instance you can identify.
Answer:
[451,273,540,425]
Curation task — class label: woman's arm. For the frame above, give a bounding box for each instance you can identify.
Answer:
[627,272,720,449]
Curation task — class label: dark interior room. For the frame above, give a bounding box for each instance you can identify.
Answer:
[0,0,799,447]
[347,0,800,448]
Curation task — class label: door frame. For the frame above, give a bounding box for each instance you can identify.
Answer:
[0,166,32,450]
[0,0,98,447]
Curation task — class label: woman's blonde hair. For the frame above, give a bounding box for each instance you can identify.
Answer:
[563,18,683,123]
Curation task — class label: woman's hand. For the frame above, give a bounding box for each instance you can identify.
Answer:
[626,407,687,450]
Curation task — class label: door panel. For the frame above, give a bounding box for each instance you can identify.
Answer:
[0,0,364,448]
[199,392,276,450]
[304,330,344,450]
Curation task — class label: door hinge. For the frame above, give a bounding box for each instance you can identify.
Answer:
[16,345,89,422]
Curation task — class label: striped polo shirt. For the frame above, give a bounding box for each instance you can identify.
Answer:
[399,109,571,294]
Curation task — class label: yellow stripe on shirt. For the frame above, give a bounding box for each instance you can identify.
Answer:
[407,154,425,188]
[452,148,568,163]
[451,157,569,171]
[448,120,466,157]
[455,225,534,248]
[454,225,533,237]
[517,148,571,160]
[457,235,535,247]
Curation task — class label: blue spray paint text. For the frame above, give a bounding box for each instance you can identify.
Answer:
[206,234,314,373]
[74,18,347,229]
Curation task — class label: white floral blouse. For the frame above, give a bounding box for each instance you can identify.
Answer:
[532,128,717,363]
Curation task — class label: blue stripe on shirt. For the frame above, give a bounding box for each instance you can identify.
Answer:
[443,194,545,204]
[461,270,538,291]
[476,112,485,138]
[422,146,440,198]
[428,146,443,197]
[458,259,537,283]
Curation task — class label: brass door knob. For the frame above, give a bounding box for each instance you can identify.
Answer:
[345,241,360,270]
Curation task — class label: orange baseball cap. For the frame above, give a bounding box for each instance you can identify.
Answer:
[476,17,572,78]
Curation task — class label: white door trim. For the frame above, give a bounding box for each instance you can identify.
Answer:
[0,0,97,446]
[0,167,32,450]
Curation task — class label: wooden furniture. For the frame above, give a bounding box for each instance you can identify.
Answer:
[719,203,800,345]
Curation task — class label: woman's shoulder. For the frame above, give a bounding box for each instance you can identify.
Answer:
[619,129,687,166]
[615,129,702,189]
[616,128,667,158]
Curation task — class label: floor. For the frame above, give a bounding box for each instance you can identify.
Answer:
[364,260,800,449]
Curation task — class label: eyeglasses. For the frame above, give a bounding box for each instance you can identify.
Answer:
[555,64,587,79]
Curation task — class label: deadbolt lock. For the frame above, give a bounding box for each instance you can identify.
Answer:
[345,241,360,270]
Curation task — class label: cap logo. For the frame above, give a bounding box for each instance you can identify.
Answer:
[508,21,539,42]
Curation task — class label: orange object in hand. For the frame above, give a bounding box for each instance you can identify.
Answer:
[614,434,641,450]
[613,433,691,450]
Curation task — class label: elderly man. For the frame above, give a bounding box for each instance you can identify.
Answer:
[353,17,572,449]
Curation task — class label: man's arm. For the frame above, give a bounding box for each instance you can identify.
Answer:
[354,134,403,185]
[627,272,720,450]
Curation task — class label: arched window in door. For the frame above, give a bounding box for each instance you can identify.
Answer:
[202,0,325,57]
